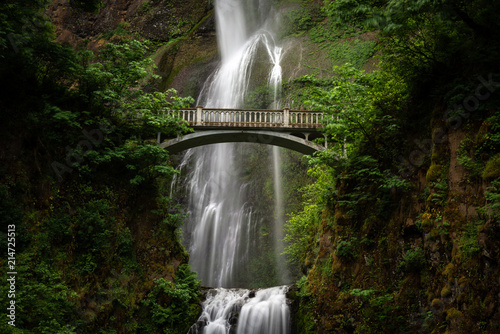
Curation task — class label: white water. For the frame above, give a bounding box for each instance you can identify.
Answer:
[181,0,291,332]
[180,145,257,288]
[236,286,290,334]
[272,146,289,284]
[188,286,290,334]
[184,0,287,289]
[188,289,249,334]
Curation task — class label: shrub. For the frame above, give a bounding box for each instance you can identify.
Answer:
[336,237,359,259]
[399,247,425,273]
[141,264,201,333]
[482,154,500,180]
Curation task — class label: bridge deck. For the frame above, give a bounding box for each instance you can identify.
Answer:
[165,106,324,131]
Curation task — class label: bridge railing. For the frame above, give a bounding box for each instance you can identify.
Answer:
[164,106,324,129]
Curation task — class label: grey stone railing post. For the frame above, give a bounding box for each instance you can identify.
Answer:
[196,106,203,126]
[283,107,289,127]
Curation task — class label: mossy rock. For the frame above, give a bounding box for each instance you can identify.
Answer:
[421,213,434,233]
[431,298,443,309]
[442,262,455,281]
[445,307,462,321]
[475,120,490,146]
[482,153,500,180]
[429,227,440,240]
[426,164,443,182]
[441,285,452,298]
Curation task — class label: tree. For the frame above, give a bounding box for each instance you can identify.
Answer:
[325,0,500,80]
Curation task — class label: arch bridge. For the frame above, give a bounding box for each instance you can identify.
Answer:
[159,106,326,155]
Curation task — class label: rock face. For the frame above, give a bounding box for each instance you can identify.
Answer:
[46,0,217,98]
[45,0,375,102]
[47,0,213,46]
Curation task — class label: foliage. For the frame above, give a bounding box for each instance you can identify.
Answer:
[295,65,402,159]
[70,0,103,13]
[482,154,500,180]
[141,264,201,334]
[78,39,194,119]
[457,136,485,180]
[325,0,500,81]
[280,2,325,37]
[0,1,198,332]
[482,180,500,222]
[151,195,187,229]
[307,21,377,69]
[0,254,78,332]
[283,166,332,265]
[292,276,317,334]
[457,221,483,260]
[328,39,377,69]
[335,237,359,259]
[398,247,425,273]
[284,202,321,265]
[349,288,403,333]
[281,0,500,333]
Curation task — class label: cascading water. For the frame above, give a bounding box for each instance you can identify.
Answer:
[236,286,290,334]
[180,0,291,332]
[180,145,257,288]
[272,146,289,284]
[188,286,290,334]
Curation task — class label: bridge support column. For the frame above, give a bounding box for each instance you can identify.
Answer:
[196,106,203,126]
[283,107,289,127]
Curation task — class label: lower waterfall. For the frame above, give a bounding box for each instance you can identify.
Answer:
[188,286,290,334]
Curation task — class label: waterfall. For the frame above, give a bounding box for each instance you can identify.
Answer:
[181,144,257,288]
[183,0,287,289]
[236,286,290,334]
[188,289,249,334]
[188,286,290,334]
[272,146,289,284]
[179,0,291,332]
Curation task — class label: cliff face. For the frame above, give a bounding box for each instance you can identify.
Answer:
[45,0,364,105]
[47,0,211,47]
[288,96,500,334]
[46,0,218,99]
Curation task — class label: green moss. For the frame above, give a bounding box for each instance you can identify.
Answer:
[101,22,131,39]
[328,39,378,69]
[399,247,425,273]
[429,227,439,240]
[440,285,452,298]
[482,154,500,180]
[294,299,317,334]
[457,221,482,260]
[335,237,359,260]
[426,164,443,182]
[445,307,462,321]
[420,212,434,233]
[442,263,455,281]
[431,150,442,164]
[431,298,443,309]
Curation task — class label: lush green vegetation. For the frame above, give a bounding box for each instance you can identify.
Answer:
[282,0,500,333]
[0,1,200,332]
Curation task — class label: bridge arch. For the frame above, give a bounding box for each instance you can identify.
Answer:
[160,130,325,155]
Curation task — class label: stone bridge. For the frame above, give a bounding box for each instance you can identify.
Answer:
[159,106,326,155]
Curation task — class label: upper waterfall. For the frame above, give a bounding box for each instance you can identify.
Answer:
[179,0,289,289]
